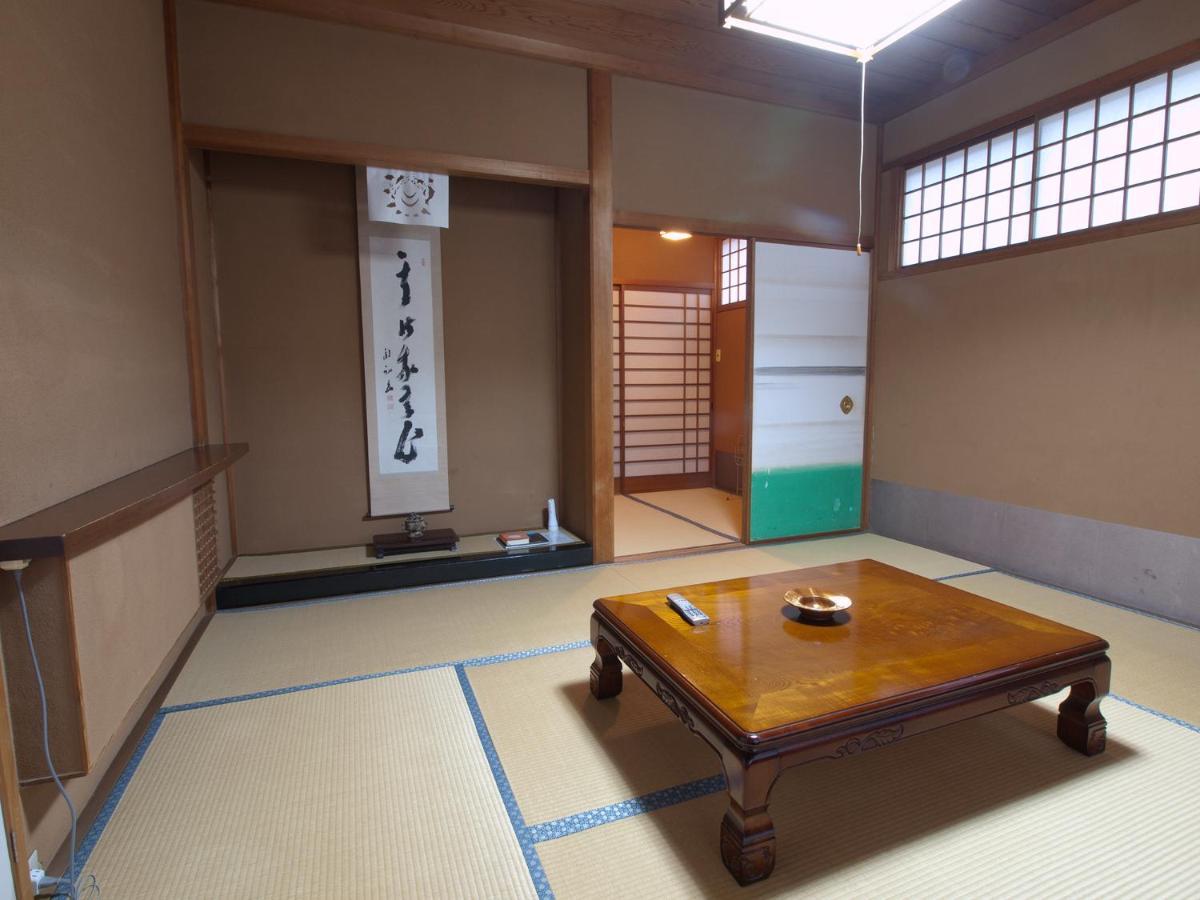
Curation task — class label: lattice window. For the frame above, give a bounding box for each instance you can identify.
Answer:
[720,238,748,305]
[193,482,220,598]
[900,57,1200,267]
[613,287,712,481]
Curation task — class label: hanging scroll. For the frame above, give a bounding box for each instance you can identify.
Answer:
[357,169,450,516]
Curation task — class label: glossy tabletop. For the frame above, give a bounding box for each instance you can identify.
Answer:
[593,559,1106,740]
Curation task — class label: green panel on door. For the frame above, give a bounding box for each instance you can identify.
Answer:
[749,463,862,541]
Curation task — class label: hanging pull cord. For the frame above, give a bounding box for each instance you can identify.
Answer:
[856,55,869,256]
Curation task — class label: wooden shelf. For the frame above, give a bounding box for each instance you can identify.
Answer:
[0,444,248,561]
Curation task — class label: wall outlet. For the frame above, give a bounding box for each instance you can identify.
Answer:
[27,851,40,874]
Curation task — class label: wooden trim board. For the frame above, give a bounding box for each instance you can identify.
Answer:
[0,445,249,561]
[183,124,591,189]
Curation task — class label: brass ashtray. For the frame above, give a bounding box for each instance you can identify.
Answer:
[784,589,852,622]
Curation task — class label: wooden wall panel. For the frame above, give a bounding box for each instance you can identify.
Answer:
[176,0,588,170]
[0,0,193,526]
[612,76,877,246]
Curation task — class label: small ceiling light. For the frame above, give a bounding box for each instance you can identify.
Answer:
[659,230,693,241]
[721,0,966,61]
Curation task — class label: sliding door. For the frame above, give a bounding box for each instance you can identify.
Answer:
[612,286,712,492]
[749,242,870,541]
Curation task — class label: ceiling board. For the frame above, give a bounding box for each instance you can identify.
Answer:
[208,0,1140,123]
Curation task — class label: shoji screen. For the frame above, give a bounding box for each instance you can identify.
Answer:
[749,243,870,540]
[613,287,712,487]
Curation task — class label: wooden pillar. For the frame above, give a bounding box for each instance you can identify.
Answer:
[588,71,615,563]
[163,0,208,446]
[0,641,33,900]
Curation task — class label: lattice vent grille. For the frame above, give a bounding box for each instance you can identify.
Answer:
[193,482,220,599]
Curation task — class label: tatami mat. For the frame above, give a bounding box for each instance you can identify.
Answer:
[166,565,632,706]
[468,647,718,825]
[613,533,984,593]
[631,488,742,540]
[77,535,1200,899]
[536,696,1200,897]
[614,494,730,557]
[168,535,984,706]
[82,669,536,899]
[953,572,1200,723]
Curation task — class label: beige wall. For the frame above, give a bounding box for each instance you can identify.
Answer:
[613,228,718,286]
[0,0,192,526]
[872,2,1200,540]
[210,154,561,553]
[613,76,876,243]
[883,0,1200,163]
[871,224,1200,539]
[176,0,588,170]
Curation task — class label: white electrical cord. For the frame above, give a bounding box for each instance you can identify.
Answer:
[857,57,869,255]
[10,568,99,899]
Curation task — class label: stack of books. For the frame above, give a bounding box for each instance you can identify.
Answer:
[497,530,549,549]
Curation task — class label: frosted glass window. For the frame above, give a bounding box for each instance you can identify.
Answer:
[1092,190,1124,226]
[1128,145,1163,185]
[941,231,962,257]
[1169,96,1200,139]
[1173,61,1200,102]
[1097,88,1130,127]
[1038,143,1063,176]
[991,132,1014,162]
[1061,198,1090,232]
[1163,172,1200,211]
[1133,73,1168,114]
[1096,122,1128,160]
[1067,101,1096,137]
[1062,166,1093,202]
[1013,154,1034,185]
[1064,133,1094,169]
[945,149,966,178]
[720,239,748,305]
[989,160,1013,191]
[897,54,1200,268]
[965,168,988,199]
[1165,133,1200,176]
[1126,181,1161,218]
[942,203,963,231]
[962,225,984,254]
[1130,109,1166,150]
[1094,156,1125,193]
[1010,214,1030,243]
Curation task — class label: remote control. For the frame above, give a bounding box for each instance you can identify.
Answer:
[667,592,710,626]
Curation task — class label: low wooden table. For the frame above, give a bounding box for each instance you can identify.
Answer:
[589,559,1110,886]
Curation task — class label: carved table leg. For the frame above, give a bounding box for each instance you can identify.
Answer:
[590,617,622,700]
[1057,655,1110,756]
[719,757,779,886]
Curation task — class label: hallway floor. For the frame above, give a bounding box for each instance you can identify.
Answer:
[614,487,741,558]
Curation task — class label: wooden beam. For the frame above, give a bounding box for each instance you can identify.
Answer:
[588,71,615,564]
[164,0,208,445]
[614,210,873,252]
[183,123,592,189]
